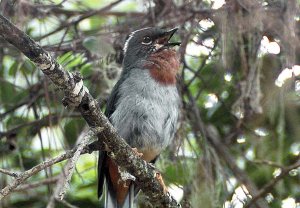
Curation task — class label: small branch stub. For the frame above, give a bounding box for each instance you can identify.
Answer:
[118,167,136,181]
[62,72,89,107]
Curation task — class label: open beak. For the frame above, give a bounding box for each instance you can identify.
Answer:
[154,28,181,51]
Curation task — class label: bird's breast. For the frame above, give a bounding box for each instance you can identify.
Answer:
[110,68,179,154]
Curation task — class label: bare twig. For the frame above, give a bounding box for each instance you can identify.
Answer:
[0,131,98,200]
[55,198,79,208]
[0,113,81,140]
[15,177,59,192]
[0,149,80,200]
[36,0,123,41]
[0,168,20,178]
[46,128,90,208]
[0,91,44,120]
[245,157,300,208]
[250,160,284,169]
[58,131,97,199]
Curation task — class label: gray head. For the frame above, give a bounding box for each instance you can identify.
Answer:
[122,27,180,68]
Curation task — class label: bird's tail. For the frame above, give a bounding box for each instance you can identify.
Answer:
[105,183,135,208]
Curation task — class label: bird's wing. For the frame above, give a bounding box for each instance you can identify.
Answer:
[97,150,107,198]
[97,72,129,201]
[104,71,128,118]
[98,73,134,208]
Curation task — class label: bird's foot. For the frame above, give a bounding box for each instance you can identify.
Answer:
[149,163,156,168]
[155,172,168,194]
[132,148,143,158]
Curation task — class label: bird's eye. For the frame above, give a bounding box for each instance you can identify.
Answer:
[142,36,152,45]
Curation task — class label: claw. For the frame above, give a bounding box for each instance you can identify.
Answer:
[132,148,143,158]
[155,172,168,194]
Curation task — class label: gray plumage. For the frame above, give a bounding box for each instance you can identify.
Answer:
[110,67,179,153]
[99,67,179,208]
[98,27,180,208]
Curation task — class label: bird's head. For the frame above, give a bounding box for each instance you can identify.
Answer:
[123,27,180,69]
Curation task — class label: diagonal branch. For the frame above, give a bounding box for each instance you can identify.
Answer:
[0,14,180,207]
[245,157,300,208]
[36,0,123,41]
[0,113,80,140]
[0,149,78,200]
[15,177,59,192]
[0,168,20,178]
[57,131,97,200]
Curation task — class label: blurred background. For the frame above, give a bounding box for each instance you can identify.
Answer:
[0,0,299,207]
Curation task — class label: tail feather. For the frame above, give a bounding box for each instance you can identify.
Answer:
[98,151,107,198]
[99,152,139,207]
[105,183,135,208]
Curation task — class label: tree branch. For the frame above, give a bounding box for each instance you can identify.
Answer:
[0,168,20,178]
[36,0,123,41]
[57,131,97,200]
[245,157,300,208]
[0,113,80,140]
[15,177,59,192]
[0,149,78,200]
[0,14,180,207]
[46,129,91,208]
[184,91,269,208]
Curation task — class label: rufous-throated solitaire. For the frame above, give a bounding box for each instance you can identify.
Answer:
[98,27,181,208]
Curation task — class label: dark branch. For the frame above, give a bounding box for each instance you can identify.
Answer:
[245,157,300,208]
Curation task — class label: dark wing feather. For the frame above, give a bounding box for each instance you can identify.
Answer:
[97,72,127,199]
[105,71,129,118]
[97,151,107,198]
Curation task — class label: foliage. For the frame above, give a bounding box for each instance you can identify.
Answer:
[0,0,300,208]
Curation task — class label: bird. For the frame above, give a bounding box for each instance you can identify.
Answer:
[98,27,181,208]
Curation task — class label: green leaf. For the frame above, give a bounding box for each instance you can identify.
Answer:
[88,16,106,29]
[0,81,16,105]
[165,161,188,185]
[8,61,20,76]
[80,63,93,77]
[6,116,30,127]
[82,37,98,53]
[65,54,85,69]
[21,60,35,74]
[58,52,74,65]
[12,90,27,104]
[64,119,85,146]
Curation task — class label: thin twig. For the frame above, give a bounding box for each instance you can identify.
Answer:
[46,129,89,208]
[245,157,300,208]
[0,149,77,200]
[36,0,123,41]
[15,177,59,192]
[58,132,97,199]
[0,168,20,178]
[55,198,79,208]
[0,113,81,140]
[251,160,284,169]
